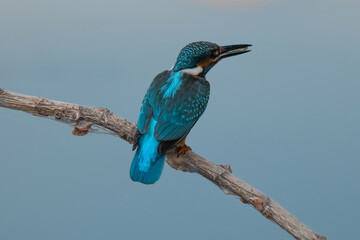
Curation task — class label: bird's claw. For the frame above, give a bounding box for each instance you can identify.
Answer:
[176,144,192,157]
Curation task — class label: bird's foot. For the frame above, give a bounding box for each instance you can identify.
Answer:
[176,144,192,157]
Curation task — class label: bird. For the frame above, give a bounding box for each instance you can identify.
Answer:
[130,41,251,184]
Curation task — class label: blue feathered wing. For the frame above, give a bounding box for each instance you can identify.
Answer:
[130,71,210,184]
[154,73,210,152]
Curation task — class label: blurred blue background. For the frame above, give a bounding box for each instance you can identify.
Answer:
[1,0,359,239]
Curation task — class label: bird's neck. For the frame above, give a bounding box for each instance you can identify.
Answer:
[179,65,203,76]
[170,65,205,77]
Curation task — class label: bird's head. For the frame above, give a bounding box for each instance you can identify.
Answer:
[172,41,251,77]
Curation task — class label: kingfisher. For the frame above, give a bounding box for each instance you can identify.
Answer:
[130,41,251,184]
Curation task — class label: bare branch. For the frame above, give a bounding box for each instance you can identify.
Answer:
[0,88,326,240]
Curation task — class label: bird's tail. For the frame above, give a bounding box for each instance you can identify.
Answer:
[130,123,165,184]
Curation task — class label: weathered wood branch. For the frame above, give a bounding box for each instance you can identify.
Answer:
[0,88,326,240]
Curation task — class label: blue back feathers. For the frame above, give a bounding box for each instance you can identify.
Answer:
[130,70,210,184]
[131,41,220,184]
[161,72,183,99]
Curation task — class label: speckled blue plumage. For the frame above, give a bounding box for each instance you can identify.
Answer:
[173,41,219,74]
[130,70,210,184]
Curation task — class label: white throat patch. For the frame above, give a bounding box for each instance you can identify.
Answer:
[180,65,203,76]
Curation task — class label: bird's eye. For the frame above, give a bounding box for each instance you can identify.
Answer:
[210,50,219,58]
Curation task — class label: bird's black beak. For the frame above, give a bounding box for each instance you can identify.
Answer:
[216,44,252,61]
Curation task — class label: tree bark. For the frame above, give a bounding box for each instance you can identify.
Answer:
[0,88,326,240]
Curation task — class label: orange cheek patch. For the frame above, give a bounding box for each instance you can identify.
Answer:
[198,58,216,68]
